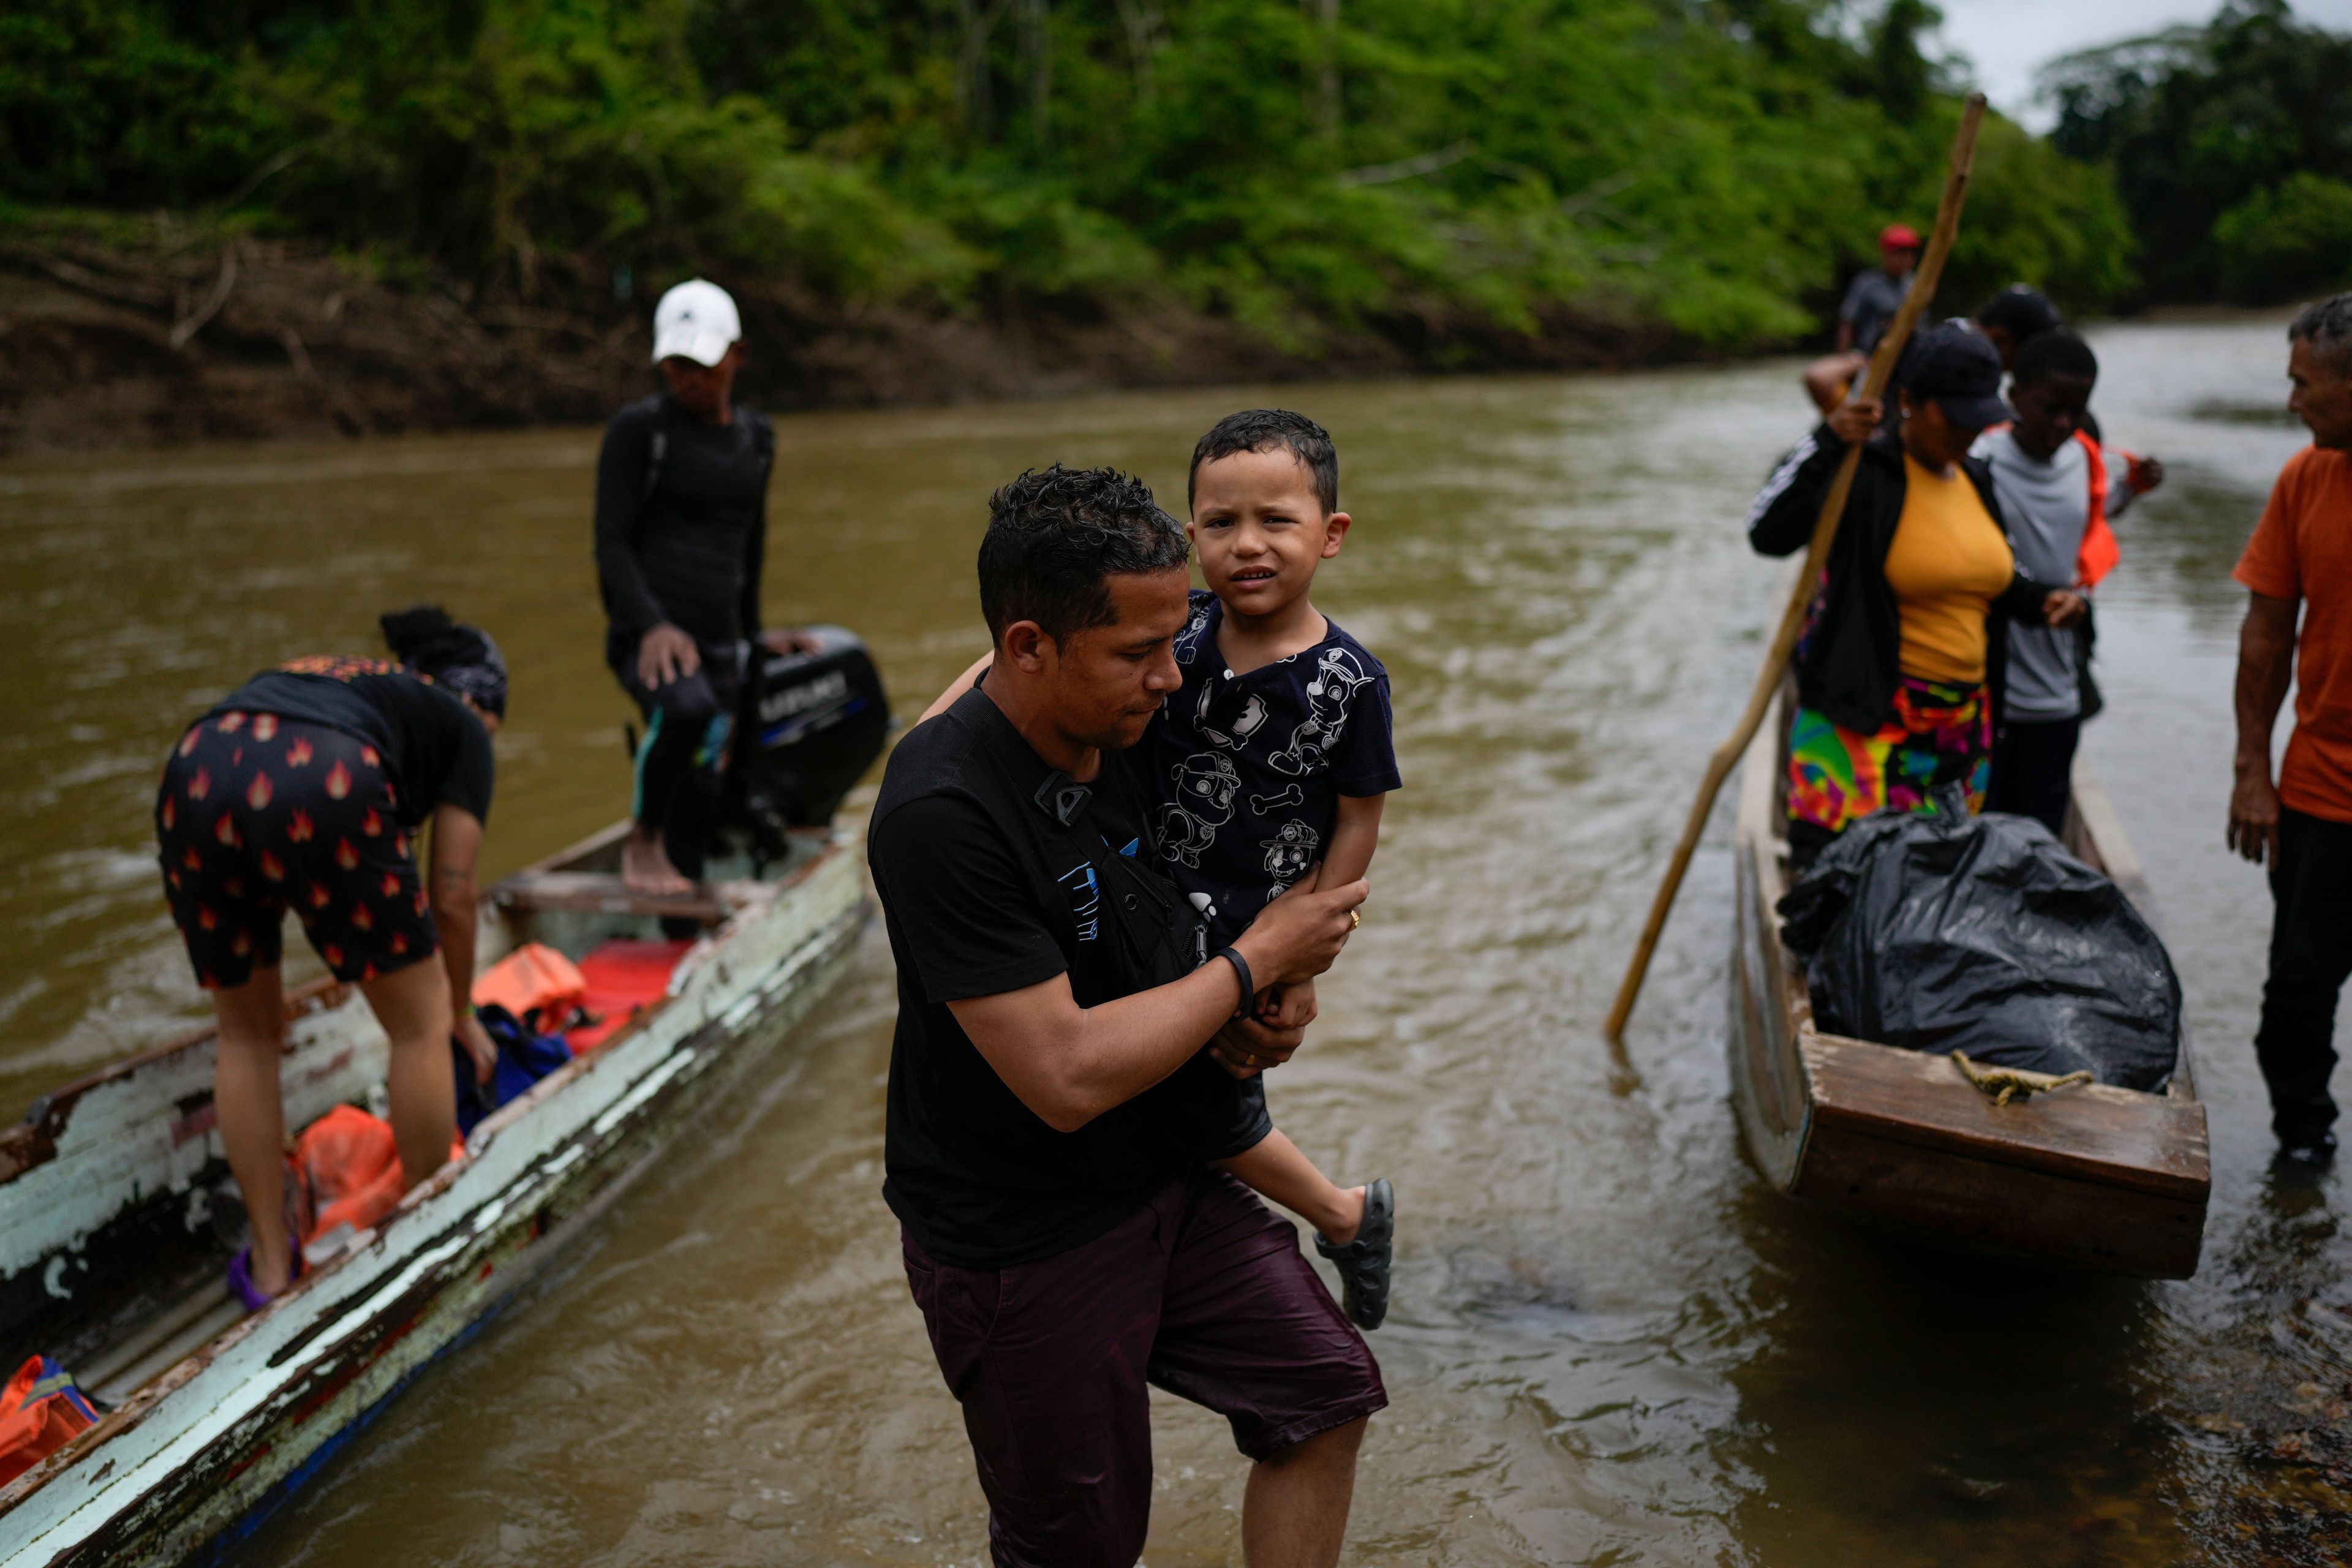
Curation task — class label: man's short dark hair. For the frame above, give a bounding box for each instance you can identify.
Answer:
[1975,285,2063,344]
[1187,409,1339,516]
[2290,293,2352,376]
[2012,328,2098,390]
[978,465,1188,644]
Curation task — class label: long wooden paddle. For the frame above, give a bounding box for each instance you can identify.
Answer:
[1603,92,1989,1044]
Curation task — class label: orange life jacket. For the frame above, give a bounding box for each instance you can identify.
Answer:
[471,942,587,1024]
[0,1356,97,1486]
[2073,428,2121,589]
[1983,424,2125,589]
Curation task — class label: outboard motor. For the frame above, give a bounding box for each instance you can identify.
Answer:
[728,627,890,865]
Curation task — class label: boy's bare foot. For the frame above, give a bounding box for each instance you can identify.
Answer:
[622,830,694,896]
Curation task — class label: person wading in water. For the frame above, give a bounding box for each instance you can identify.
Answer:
[870,466,1382,1568]
[2229,293,2352,1170]
[594,278,820,895]
[155,608,506,1308]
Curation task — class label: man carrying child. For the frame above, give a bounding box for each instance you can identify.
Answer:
[877,462,1382,1568]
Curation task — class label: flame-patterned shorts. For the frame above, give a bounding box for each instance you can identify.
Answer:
[154,712,438,990]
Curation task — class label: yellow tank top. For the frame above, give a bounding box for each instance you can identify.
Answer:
[1882,454,2014,685]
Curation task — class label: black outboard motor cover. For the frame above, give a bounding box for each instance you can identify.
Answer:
[1775,787,2182,1091]
[731,627,890,838]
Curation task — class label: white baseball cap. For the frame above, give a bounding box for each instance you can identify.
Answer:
[650,279,741,368]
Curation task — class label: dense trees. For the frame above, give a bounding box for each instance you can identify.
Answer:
[1,0,2137,353]
[2048,0,2352,305]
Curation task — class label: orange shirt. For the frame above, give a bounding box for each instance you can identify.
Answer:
[2236,445,2352,823]
[1883,454,2015,686]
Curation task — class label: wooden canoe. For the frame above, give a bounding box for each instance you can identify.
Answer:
[0,820,868,1566]
[1728,688,2210,1278]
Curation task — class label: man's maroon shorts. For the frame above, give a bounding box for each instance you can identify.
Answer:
[902,1167,1387,1568]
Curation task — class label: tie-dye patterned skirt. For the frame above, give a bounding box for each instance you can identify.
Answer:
[1785,676,1991,836]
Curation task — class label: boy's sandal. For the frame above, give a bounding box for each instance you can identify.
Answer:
[1314,1177,1394,1330]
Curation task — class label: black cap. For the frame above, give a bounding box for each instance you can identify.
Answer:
[1896,320,2010,432]
[1975,285,2063,342]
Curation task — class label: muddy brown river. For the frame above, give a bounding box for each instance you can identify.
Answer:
[4,318,2346,1564]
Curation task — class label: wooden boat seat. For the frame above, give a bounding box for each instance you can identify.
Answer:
[491,871,755,923]
[1804,1033,2211,1202]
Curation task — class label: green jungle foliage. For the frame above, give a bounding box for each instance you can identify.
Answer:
[1,0,2136,352]
[2048,0,2352,305]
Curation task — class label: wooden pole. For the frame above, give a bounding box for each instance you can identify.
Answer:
[1602,92,1989,1044]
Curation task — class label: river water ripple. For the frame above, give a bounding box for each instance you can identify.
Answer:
[3,317,2345,1565]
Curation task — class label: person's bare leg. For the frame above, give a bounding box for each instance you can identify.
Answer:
[1242,1416,1366,1568]
[621,824,693,896]
[361,959,458,1188]
[213,969,293,1294]
[1219,1130,1366,1243]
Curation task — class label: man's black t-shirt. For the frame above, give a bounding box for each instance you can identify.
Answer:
[211,658,496,828]
[870,685,1213,1270]
[594,393,774,663]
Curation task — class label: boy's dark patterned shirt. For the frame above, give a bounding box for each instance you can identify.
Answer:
[1144,589,1401,948]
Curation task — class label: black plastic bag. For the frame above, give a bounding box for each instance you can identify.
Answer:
[1775,788,2180,1090]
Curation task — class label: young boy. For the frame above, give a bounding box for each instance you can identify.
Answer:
[1149,408,1401,1330]
[917,410,1400,1329]
[1970,329,2165,834]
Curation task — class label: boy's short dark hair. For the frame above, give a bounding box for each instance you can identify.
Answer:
[1188,409,1338,516]
[2012,328,2098,389]
[978,465,1188,645]
[1975,285,2063,344]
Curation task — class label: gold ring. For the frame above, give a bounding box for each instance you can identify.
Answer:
[1348,909,1362,930]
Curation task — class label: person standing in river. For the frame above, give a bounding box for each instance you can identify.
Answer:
[870,466,1381,1568]
[594,278,820,895]
[2228,294,2352,1170]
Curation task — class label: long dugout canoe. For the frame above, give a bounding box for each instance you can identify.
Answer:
[1727,688,2210,1278]
[0,821,868,1566]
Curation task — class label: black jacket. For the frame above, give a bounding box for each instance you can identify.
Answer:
[1746,421,2054,736]
[593,393,774,665]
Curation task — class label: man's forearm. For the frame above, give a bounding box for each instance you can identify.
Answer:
[954,958,1248,1133]
[1058,961,1254,1124]
[2236,597,2297,775]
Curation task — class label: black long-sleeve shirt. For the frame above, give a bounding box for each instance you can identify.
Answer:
[594,393,774,664]
[1745,421,2051,734]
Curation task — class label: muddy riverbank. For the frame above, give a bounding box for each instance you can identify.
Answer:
[0,216,1684,454]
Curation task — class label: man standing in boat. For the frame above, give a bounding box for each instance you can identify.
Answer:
[594,278,821,895]
[869,466,1382,1567]
[2229,293,2352,1170]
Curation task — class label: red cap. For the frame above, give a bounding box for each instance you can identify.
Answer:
[1880,223,1921,252]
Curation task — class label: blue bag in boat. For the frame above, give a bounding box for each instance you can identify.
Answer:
[451,1003,575,1136]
